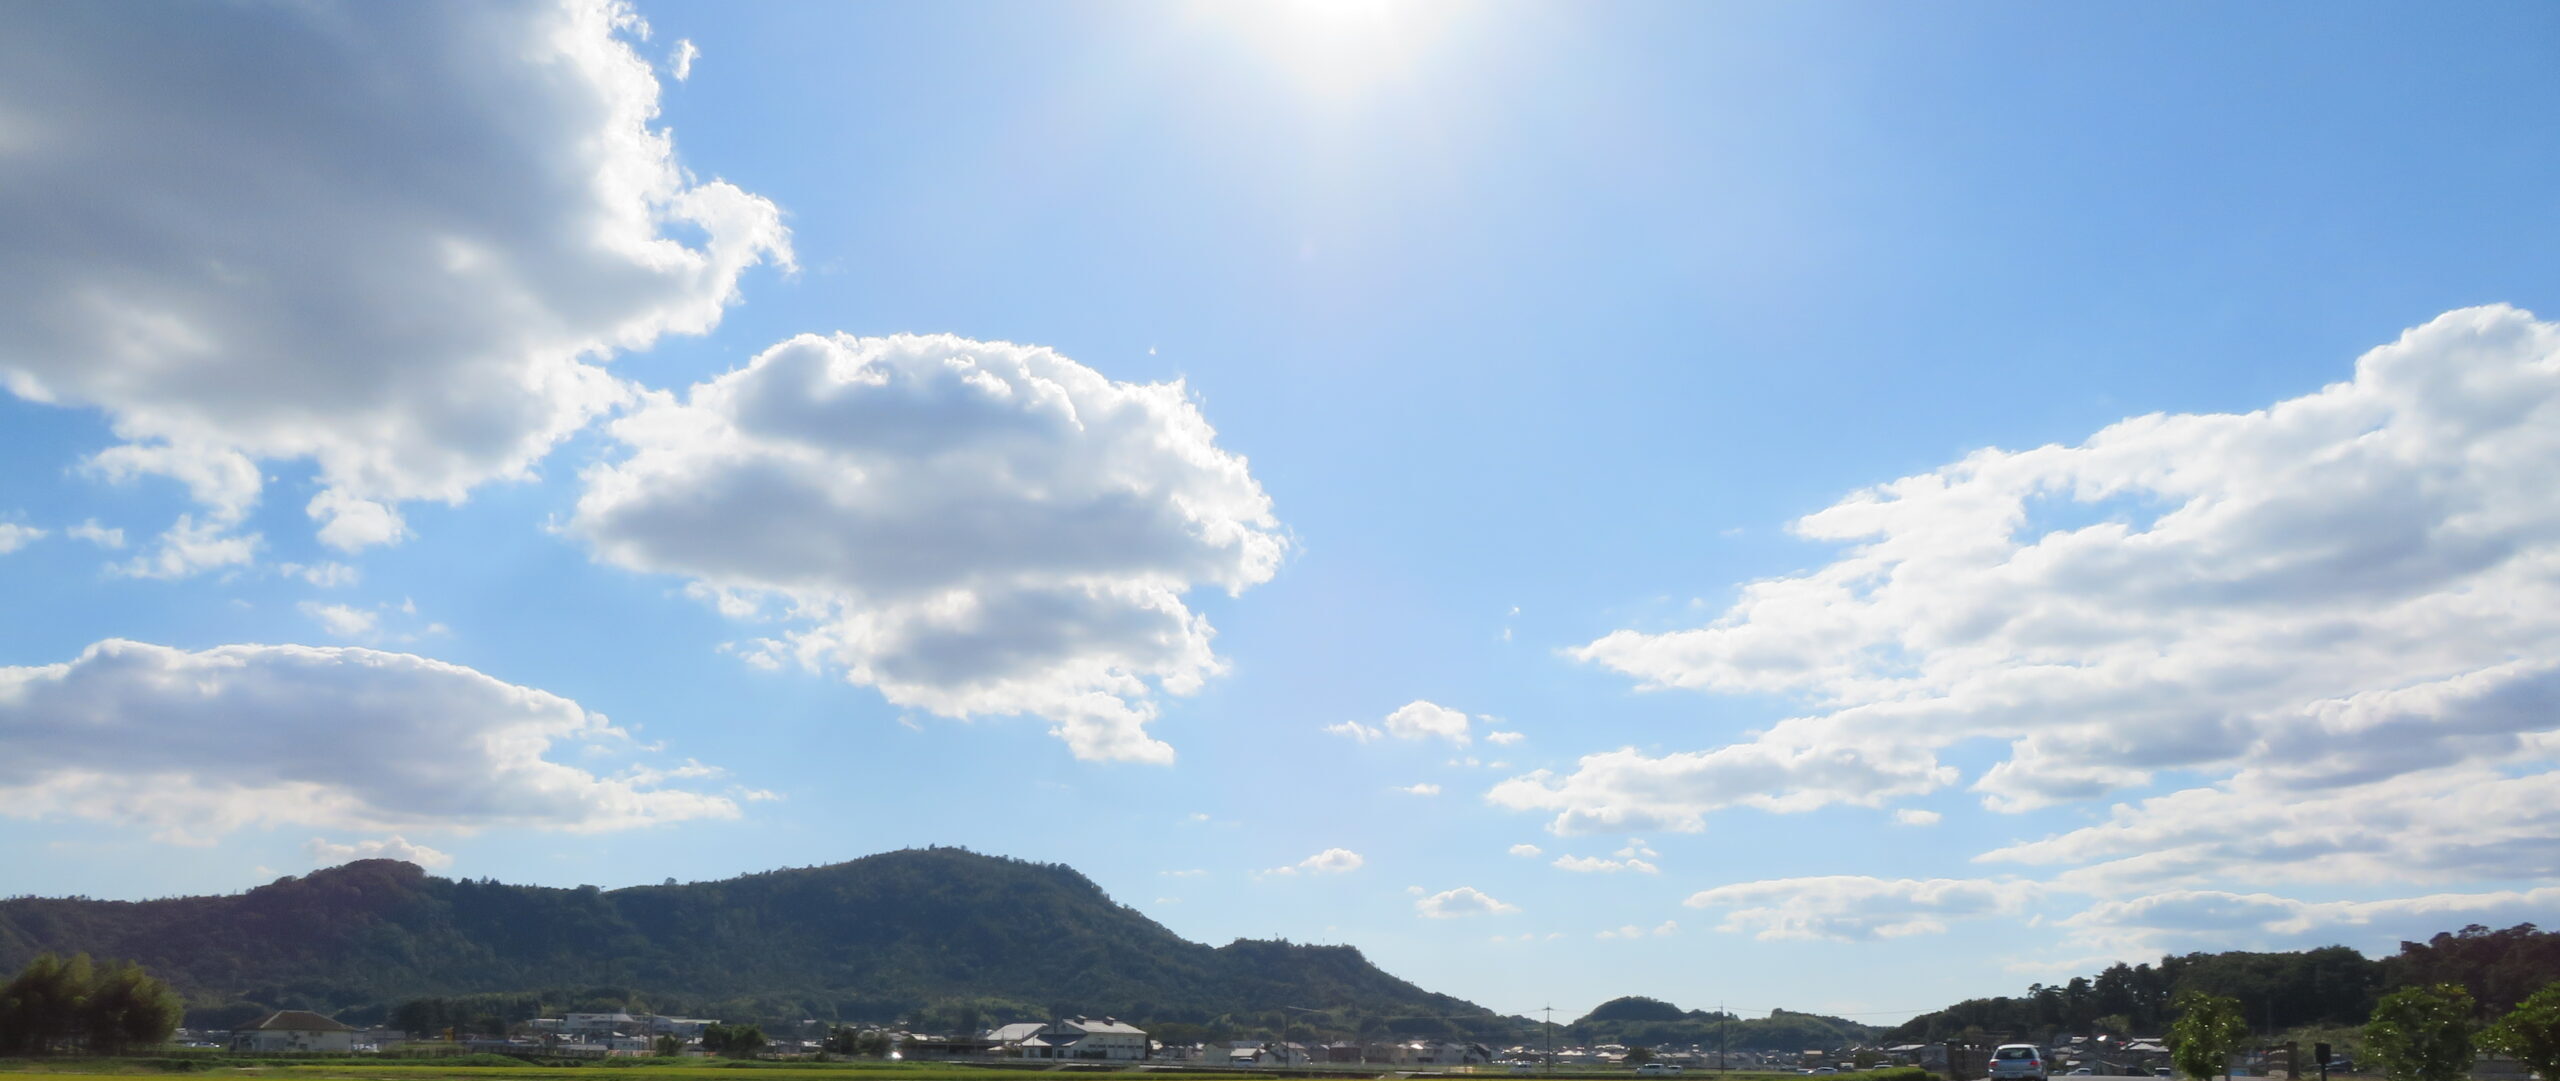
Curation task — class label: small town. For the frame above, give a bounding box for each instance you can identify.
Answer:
[181,1006,2548,1081]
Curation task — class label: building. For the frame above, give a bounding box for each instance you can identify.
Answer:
[564,1013,641,1036]
[1010,1017,1149,1061]
[231,1010,357,1053]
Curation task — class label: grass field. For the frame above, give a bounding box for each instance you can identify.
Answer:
[0,1062,1888,1081]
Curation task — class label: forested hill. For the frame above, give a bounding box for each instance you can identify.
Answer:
[0,848,1498,1034]
[1565,996,1882,1051]
[1886,924,2560,1043]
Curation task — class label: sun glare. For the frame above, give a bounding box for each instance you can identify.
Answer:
[1236,0,1439,97]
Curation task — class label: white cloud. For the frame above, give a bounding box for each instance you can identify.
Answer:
[301,602,379,640]
[1979,764,2560,890]
[1381,699,1473,744]
[1554,854,1660,874]
[1894,808,1943,827]
[1596,921,1680,940]
[0,523,42,554]
[1486,730,1526,745]
[1415,885,1519,918]
[1285,847,1363,875]
[1524,307,2560,842]
[1508,843,1543,858]
[0,639,740,843]
[65,520,123,550]
[572,333,1284,764]
[1160,868,1209,878]
[669,38,699,81]
[2057,886,2560,959]
[306,835,453,870]
[0,0,788,561]
[1326,720,1384,742]
[112,514,257,579]
[1488,743,1953,835]
[1685,876,2041,941]
[280,561,360,588]
[1397,782,1442,796]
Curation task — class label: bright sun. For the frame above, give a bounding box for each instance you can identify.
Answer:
[1238,0,1438,97]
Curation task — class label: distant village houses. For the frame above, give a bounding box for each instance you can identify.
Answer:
[230,1010,356,1053]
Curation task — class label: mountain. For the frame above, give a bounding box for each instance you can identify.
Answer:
[0,847,1499,1036]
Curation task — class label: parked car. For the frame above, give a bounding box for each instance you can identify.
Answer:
[2071,1069,2096,1075]
[1990,1045,2051,1081]
[2154,1069,2174,1078]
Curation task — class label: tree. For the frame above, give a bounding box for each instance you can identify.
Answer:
[702,1022,766,1058]
[2169,990,2248,1081]
[2481,984,2560,1080]
[2365,984,2474,1081]
[654,1033,684,1056]
[82,960,182,1054]
[0,953,94,1054]
[1623,1047,1656,1067]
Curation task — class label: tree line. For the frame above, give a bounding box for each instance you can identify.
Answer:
[0,953,182,1055]
[2163,981,2560,1081]
[1891,925,2560,1044]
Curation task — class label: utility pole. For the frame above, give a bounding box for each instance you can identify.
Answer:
[1542,1006,1554,1071]
[1719,1003,1727,1073]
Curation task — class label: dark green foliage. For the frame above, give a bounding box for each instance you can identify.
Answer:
[702,1023,767,1057]
[822,1026,893,1057]
[1622,1046,1656,1066]
[2384,925,2560,1017]
[0,951,181,1054]
[1583,997,1689,1024]
[2169,990,2247,1081]
[1564,999,1877,1052]
[83,958,185,1054]
[0,848,1496,1037]
[2483,982,2560,1080]
[2364,985,2473,1081]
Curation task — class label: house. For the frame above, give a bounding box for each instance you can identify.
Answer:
[231,1010,357,1053]
[1406,1041,1492,1066]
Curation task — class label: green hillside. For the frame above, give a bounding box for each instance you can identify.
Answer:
[1562,997,1882,1052]
[0,848,1497,1037]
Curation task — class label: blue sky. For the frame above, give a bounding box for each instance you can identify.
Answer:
[4,0,2560,1025]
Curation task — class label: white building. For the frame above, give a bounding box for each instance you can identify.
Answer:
[231,1010,356,1053]
[564,1012,640,1036]
[1003,1017,1149,1061]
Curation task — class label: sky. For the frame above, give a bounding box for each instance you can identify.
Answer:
[3,0,2559,1028]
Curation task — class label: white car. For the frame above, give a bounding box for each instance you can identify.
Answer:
[1989,1045,2050,1081]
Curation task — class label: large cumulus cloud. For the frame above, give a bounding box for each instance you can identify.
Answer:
[0,0,787,560]
[0,640,739,842]
[572,332,1287,762]
[1498,306,2560,862]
